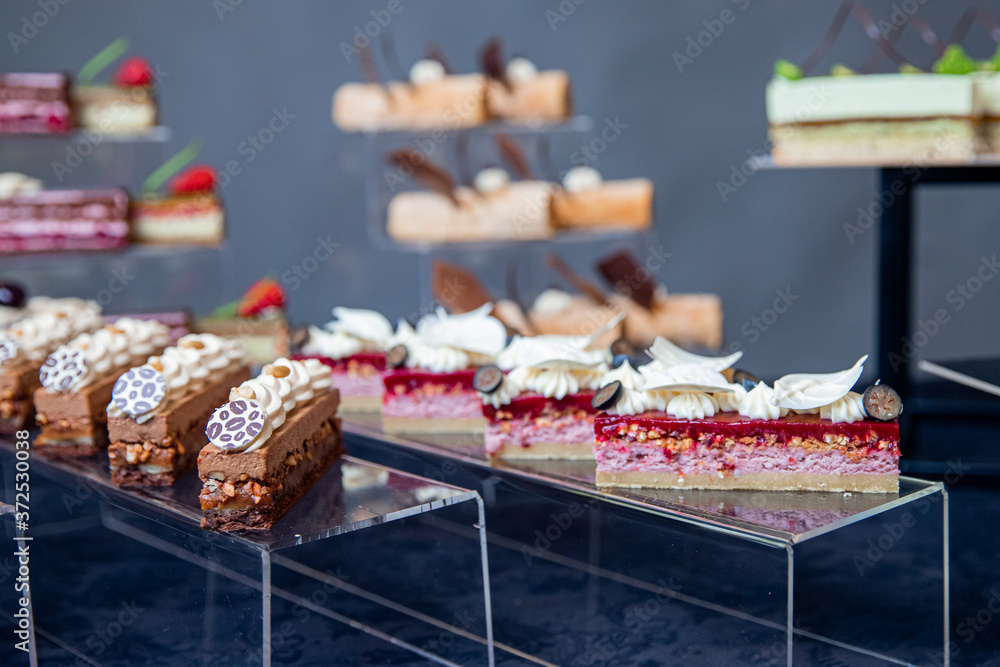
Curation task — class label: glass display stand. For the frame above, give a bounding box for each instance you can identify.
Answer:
[0,127,172,192]
[342,416,949,666]
[357,118,657,306]
[0,443,495,666]
[755,155,1000,474]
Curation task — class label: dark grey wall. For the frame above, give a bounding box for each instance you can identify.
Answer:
[3,0,1000,379]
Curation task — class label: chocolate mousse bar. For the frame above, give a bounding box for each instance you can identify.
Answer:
[33,319,169,458]
[592,345,901,492]
[0,73,73,134]
[198,358,341,531]
[107,334,250,487]
[0,299,103,433]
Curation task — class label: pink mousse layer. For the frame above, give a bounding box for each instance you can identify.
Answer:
[331,371,385,398]
[594,441,899,477]
[485,414,595,454]
[382,390,482,419]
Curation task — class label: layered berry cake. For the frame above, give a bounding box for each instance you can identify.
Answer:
[382,304,506,433]
[294,307,393,412]
[475,335,609,459]
[592,339,901,493]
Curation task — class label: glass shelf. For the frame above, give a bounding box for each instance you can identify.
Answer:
[753,155,1000,170]
[0,440,495,666]
[341,416,942,548]
[358,116,595,139]
[1,243,234,317]
[0,127,171,192]
[342,414,948,666]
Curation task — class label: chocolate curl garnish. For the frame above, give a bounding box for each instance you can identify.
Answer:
[799,1,915,75]
[479,37,511,90]
[425,42,453,74]
[432,260,492,313]
[546,253,610,306]
[358,42,381,84]
[495,133,533,181]
[379,31,408,82]
[858,14,942,72]
[596,250,656,310]
[945,8,1000,46]
[387,149,458,205]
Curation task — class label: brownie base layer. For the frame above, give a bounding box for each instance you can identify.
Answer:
[201,420,343,532]
[0,402,33,434]
[491,441,595,460]
[381,416,486,434]
[595,470,899,493]
[33,437,101,460]
[339,394,382,413]
[108,365,251,487]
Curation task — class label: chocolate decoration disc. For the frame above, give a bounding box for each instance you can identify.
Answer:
[0,338,18,363]
[39,348,88,392]
[206,398,267,451]
[386,344,408,369]
[112,365,167,418]
[0,282,26,308]
[473,365,504,394]
[862,384,903,421]
[592,381,623,411]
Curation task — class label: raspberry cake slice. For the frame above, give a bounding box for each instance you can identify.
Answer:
[294,307,393,413]
[592,341,901,493]
[476,334,609,459]
[381,305,506,434]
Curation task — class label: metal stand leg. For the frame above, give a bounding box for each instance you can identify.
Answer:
[877,168,913,397]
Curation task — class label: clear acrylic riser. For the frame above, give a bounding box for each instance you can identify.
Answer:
[343,415,950,667]
[0,127,171,192]
[2,243,236,317]
[0,442,494,667]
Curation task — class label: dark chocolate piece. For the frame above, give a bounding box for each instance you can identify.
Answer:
[473,365,503,394]
[0,283,25,308]
[597,250,656,310]
[732,369,761,391]
[610,338,636,358]
[862,384,903,421]
[592,381,623,411]
[432,261,492,313]
[387,149,458,205]
[386,344,408,369]
[479,37,510,90]
[799,1,914,75]
[546,254,609,306]
[425,42,453,74]
[495,133,533,181]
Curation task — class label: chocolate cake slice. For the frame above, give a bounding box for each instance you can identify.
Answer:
[198,358,341,531]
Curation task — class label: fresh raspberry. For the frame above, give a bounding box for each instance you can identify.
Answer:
[114,57,155,87]
[238,279,286,318]
[170,166,217,194]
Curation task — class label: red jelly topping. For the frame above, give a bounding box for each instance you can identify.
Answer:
[483,392,596,421]
[383,368,477,394]
[594,411,899,448]
[293,352,387,372]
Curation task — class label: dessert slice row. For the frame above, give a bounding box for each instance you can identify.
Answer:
[0,298,103,433]
[334,38,570,131]
[198,357,340,531]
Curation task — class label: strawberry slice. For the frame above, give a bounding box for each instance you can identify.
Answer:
[114,57,155,87]
[237,278,286,318]
[170,166,217,194]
